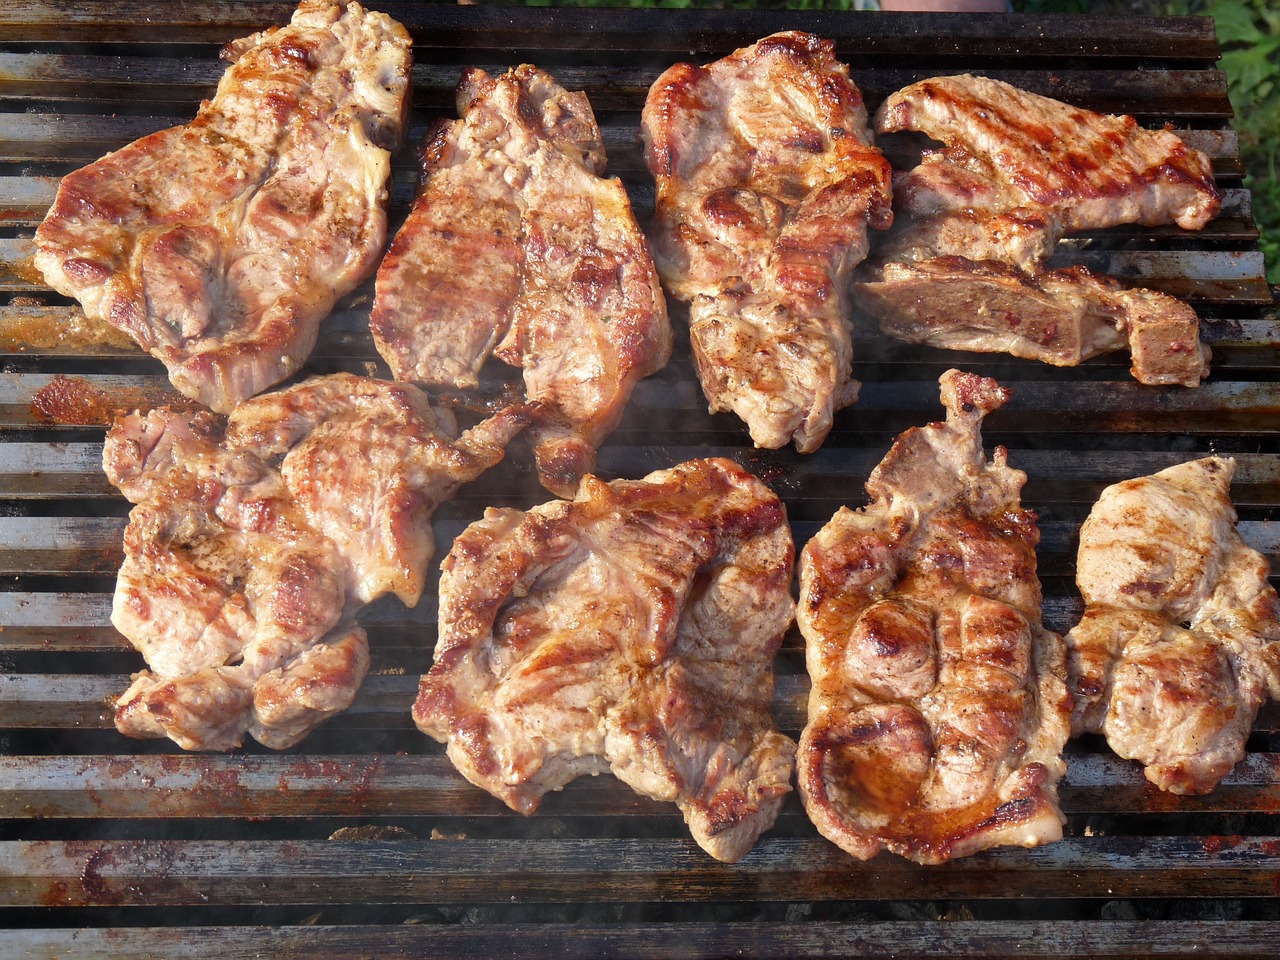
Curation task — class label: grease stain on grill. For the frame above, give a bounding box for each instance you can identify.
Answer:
[1202,834,1244,854]
[0,306,135,353]
[284,755,385,812]
[29,374,195,425]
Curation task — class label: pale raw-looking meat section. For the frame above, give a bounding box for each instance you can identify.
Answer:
[796,370,1071,864]
[33,0,412,413]
[371,64,671,498]
[858,74,1220,388]
[642,31,893,453]
[1067,457,1280,794]
[413,458,796,862]
[106,373,527,751]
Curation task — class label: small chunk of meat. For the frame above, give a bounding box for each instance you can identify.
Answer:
[859,259,1209,387]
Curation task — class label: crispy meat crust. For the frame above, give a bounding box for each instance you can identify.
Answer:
[107,373,526,751]
[859,74,1219,387]
[371,64,671,498]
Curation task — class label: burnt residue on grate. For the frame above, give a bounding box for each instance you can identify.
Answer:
[1,6,1279,959]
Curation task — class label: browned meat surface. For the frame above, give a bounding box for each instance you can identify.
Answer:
[641,32,892,453]
[796,370,1071,863]
[858,74,1219,387]
[107,373,526,751]
[1067,457,1280,794]
[413,458,796,862]
[371,65,670,498]
[33,0,411,413]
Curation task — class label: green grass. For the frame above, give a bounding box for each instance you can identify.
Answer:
[1203,0,1280,284]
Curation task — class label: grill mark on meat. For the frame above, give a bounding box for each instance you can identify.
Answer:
[861,74,1218,387]
[105,373,526,751]
[642,31,893,454]
[371,64,670,498]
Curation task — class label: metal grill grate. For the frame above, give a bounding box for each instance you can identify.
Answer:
[1,6,1277,957]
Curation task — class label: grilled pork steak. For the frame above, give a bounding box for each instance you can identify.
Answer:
[858,74,1219,387]
[371,64,671,498]
[107,374,526,751]
[1067,457,1280,794]
[34,0,411,413]
[797,370,1071,863]
[642,32,893,453]
[413,458,796,862]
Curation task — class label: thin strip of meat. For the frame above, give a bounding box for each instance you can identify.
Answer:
[860,259,1205,385]
[642,32,893,453]
[33,0,412,413]
[796,370,1071,863]
[1067,457,1280,794]
[107,373,526,751]
[413,458,796,862]
[371,64,671,498]
[858,74,1219,387]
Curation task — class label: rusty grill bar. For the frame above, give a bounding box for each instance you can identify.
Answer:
[1,4,1278,957]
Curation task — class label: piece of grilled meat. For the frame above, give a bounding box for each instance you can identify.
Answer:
[642,32,893,453]
[860,259,1205,381]
[371,64,671,498]
[879,74,1219,235]
[107,374,526,751]
[34,0,412,413]
[413,458,796,862]
[797,370,1071,863]
[858,74,1219,387]
[1067,457,1280,794]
